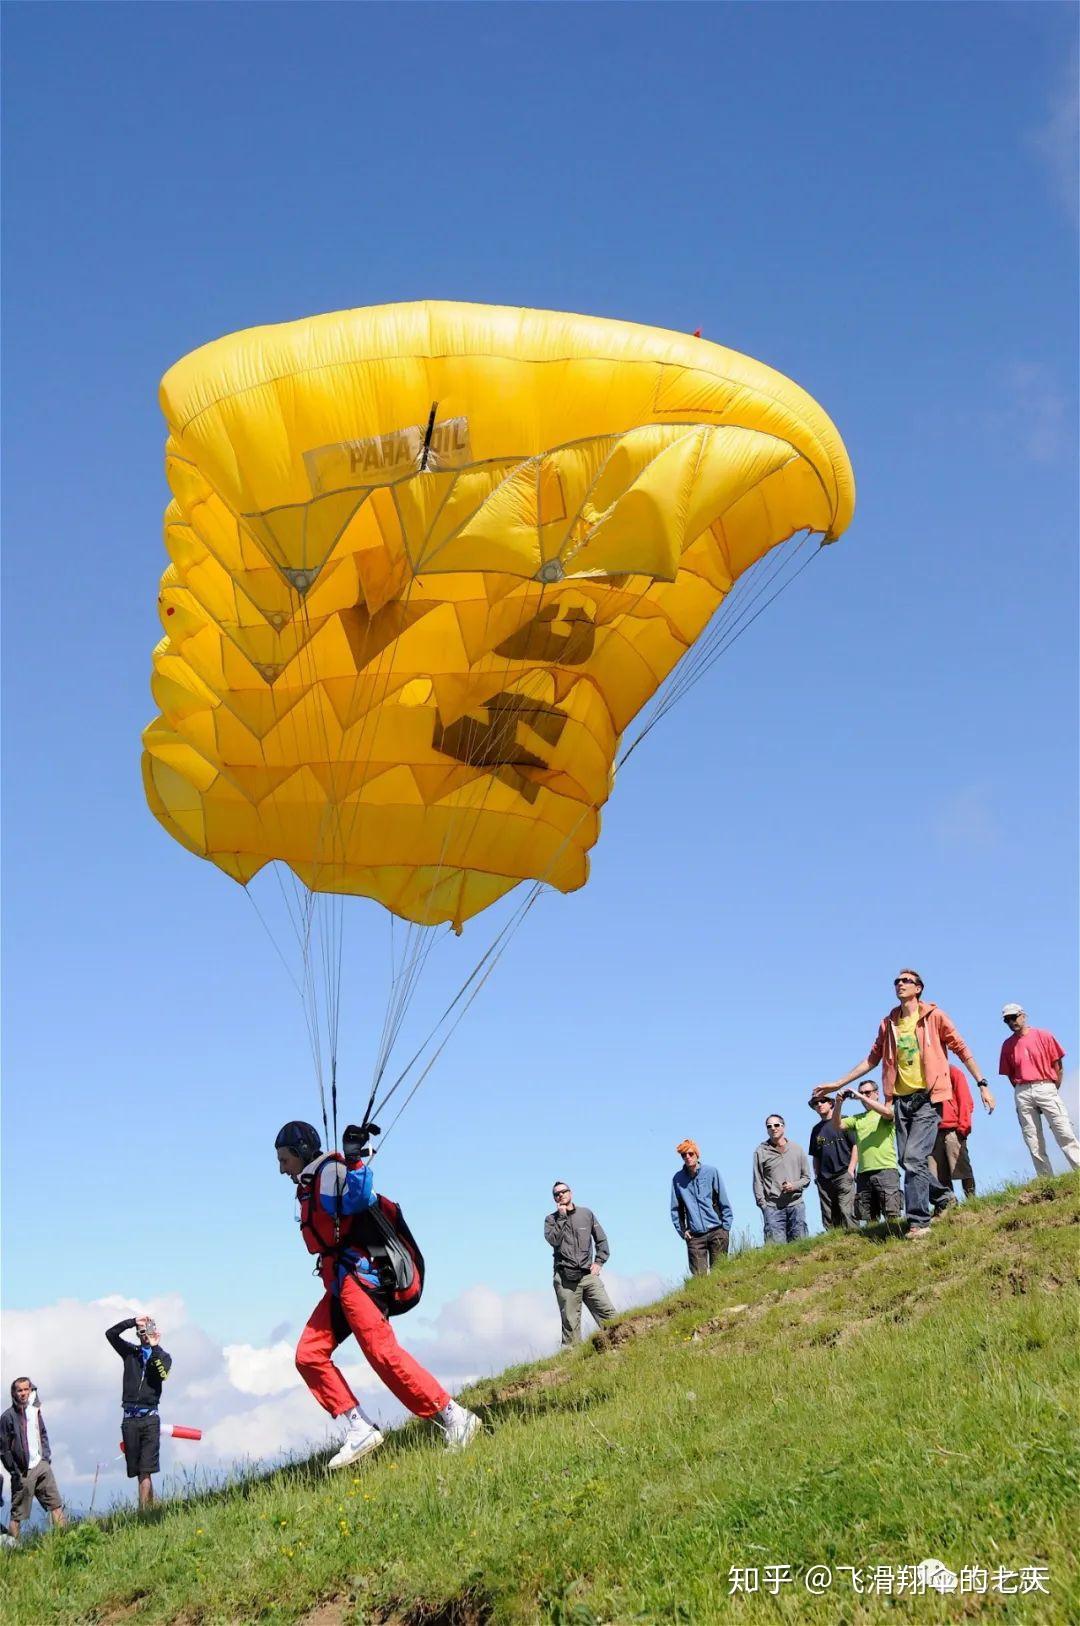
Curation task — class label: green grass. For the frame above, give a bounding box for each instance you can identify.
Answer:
[3,1177,1078,1624]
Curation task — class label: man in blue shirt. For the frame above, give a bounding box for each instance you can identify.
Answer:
[670,1139,734,1276]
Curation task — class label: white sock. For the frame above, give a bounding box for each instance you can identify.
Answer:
[344,1405,377,1431]
[437,1399,459,1423]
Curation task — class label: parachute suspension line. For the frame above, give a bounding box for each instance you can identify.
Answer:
[641,532,812,731]
[364,562,654,1116]
[369,877,548,1128]
[370,586,551,1072]
[618,532,823,770]
[285,549,421,1144]
[653,532,822,724]
[374,889,544,1152]
[364,573,561,1105]
[243,879,331,1144]
[366,566,677,1132]
[369,535,827,1138]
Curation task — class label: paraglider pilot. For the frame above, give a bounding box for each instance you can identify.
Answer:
[275,1120,479,1467]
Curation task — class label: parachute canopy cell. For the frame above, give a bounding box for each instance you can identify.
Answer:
[143,301,855,928]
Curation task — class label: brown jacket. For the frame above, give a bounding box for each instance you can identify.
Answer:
[868,1001,976,1104]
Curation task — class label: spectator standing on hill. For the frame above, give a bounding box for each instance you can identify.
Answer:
[670,1140,734,1274]
[813,969,994,1239]
[752,1116,811,1243]
[999,1005,1079,1177]
[106,1314,173,1509]
[0,1378,66,1539]
[834,1080,903,1228]
[808,1097,857,1230]
[545,1181,615,1345]
[930,1065,976,1201]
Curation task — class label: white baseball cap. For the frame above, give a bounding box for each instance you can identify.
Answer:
[1001,1003,1024,1017]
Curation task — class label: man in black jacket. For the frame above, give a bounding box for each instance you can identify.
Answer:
[0,1377,66,1538]
[106,1315,173,1509]
[544,1181,615,1345]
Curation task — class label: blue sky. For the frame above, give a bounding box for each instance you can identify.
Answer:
[2,1,1077,1499]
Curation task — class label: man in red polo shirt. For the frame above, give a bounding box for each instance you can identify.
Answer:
[999,1004,1078,1177]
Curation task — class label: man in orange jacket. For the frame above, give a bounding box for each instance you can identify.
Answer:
[813,968,994,1238]
[930,1064,976,1202]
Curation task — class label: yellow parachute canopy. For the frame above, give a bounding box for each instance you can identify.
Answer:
[143,301,855,928]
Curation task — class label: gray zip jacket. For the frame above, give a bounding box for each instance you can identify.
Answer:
[544,1205,610,1279]
[752,1140,812,1207]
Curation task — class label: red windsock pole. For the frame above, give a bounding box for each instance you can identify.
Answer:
[120,1423,202,1451]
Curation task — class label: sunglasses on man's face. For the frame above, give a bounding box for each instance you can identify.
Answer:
[894,976,919,987]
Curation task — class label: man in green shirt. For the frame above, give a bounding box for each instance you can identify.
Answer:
[833,1079,902,1229]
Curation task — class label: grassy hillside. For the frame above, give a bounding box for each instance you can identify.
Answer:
[3,1177,1078,1624]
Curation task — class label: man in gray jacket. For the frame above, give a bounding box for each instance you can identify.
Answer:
[544,1180,615,1345]
[752,1115,812,1243]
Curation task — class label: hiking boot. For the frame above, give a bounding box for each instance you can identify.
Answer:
[933,1195,958,1217]
[437,1399,481,1452]
[906,1223,932,1240]
[327,1421,384,1471]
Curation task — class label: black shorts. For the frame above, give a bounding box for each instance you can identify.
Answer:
[122,1413,161,1477]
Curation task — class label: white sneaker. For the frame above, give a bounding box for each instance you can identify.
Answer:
[438,1400,480,1452]
[327,1421,384,1471]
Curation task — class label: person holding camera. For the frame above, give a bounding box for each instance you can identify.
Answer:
[812,968,994,1239]
[831,1079,902,1227]
[670,1140,734,1274]
[545,1181,615,1344]
[275,1119,479,1469]
[808,1098,858,1230]
[106,1315,173,1509]
[0,1377,66,1538]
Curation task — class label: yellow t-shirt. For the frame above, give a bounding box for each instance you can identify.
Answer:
[893,1012,926,1095]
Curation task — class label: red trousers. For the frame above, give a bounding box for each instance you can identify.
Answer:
[295,1271,449,1419]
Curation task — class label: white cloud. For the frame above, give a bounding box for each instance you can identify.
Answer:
[999,361,1073,467]
[222,1340,297,1397]
[0,1268,667,1519]
[1028,54,1079,228]
[931,784,1001,856]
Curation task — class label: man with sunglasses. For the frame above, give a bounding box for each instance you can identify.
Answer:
[671,1139,734,1273]
[813,970,994,1239]
[752,1115,811,1243]
[999,1005,1078,1177]
[808,1096,858,1231]
[545,1182,615,1345]
[833,1079,902,1227]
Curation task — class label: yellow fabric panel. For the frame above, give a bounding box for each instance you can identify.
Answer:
[145,302,854,927]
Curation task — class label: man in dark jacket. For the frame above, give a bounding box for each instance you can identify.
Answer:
[670,1140,734,1275]
[544,1181,615,1345]
[808,1097,858,1230]
[0,1377,66,1538]
[106,1315,173,1508]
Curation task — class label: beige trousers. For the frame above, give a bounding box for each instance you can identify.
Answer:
[1013,1082,1080,1178]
